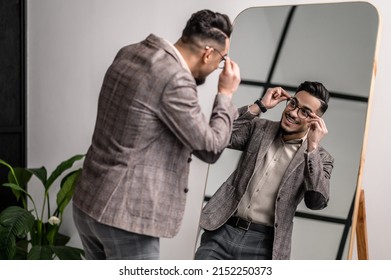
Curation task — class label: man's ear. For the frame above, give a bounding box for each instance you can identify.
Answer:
[203,46,213,64]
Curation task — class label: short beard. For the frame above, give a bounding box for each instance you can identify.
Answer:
[195,77,206,86]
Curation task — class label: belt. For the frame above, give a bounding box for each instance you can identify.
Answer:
[227,216,274,234]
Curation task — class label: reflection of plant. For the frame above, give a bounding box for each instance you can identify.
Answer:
[0,154,85,260]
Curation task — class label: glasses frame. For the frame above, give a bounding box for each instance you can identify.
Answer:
[286,98,313,119]
[206,46,227,69]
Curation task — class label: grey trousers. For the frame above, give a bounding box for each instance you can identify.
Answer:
[194,223,273,260]
[73,204,159,260]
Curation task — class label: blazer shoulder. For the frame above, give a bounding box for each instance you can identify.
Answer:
[252,118,280,132]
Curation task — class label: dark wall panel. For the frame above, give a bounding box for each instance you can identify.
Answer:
[0,0,26,211]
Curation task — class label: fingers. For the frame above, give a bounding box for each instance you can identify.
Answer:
[308,112,323,122]
[272,87,291,100]
[308,113,328,133]
[264,87,290,107]
[218,57,241,96]
[224,57,240,76]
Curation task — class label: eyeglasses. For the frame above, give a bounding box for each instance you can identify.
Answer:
[286,98,313,119]
[206,46,227,69]
[214,48,227,69]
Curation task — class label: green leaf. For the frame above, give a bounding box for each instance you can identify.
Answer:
[8,168,32,202]
[0,159,21,195]
[15,239,29,259]
[2,182,28,194]
[28,245,53,260]
[51,245,84,260]
[0,159,14,174]
[26,166,47,188]
[46,154,84,191]
[0,206,35,259]
[0,225,16,259]
[56,169,82,215]
[0,206,35,238]
[55,232,70,246]
[27,244,84,260]
[2,183,34,209]
[9,167,32,187]
[46,224,58,245]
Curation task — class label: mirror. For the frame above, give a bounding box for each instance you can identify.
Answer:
[195,2,379,259]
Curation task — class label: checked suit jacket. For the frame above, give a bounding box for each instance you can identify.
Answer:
[199,106,334,259]
[73,34,238,238]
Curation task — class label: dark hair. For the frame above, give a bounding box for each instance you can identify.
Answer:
[296,81,330,114]
[180,9,232,47]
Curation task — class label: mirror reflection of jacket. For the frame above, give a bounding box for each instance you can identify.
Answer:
[200,105,334,260]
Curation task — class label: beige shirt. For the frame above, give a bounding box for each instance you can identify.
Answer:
[236,134,305,226]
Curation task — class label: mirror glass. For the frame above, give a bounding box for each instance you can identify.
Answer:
[195,2,378,259]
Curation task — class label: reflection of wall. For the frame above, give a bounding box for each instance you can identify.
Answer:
[203,4,377,259]
[26,0,391,260]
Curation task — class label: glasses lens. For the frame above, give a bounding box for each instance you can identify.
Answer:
[287,99,296,109]
[218,59,225,69]
[286,99,309,119]
[298,109,309,119]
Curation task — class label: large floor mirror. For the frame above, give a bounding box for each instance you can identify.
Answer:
[195,2,379,259]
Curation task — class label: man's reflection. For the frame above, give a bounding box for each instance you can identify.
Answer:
[195,81,334,260]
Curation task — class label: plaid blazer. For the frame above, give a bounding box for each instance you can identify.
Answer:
[199,106,334,259]
[73,34,238,238]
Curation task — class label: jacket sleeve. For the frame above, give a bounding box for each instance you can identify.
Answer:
[303,147,334,210]
[159,72,238,156]
[228,105,260,151]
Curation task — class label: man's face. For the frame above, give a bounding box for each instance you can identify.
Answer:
[280,90,323,140]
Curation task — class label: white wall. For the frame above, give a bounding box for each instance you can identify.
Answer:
[27,0,391,259]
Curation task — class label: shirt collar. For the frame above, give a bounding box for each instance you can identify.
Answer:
[279,132,307,145]
[164,39,191,73]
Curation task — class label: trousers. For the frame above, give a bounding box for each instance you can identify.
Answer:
[73,203,159,260]
[194,222,273,260]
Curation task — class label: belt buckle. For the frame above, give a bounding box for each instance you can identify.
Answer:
[235,217,251,231]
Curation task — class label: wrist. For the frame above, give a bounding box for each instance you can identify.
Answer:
[218,92,233,99]
[307,142,318,152]
[254,99,267,113]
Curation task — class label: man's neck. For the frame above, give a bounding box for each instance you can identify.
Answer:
[281,130,308,142]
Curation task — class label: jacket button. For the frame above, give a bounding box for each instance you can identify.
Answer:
[275,223,278,228]
[184,188,189,193]
[187,158,192,163]
[276,196,280,201]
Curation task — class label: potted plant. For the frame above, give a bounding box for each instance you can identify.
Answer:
[0,154,85,260]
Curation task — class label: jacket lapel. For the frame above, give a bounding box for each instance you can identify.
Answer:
[280,139,307,186]
[253,122,280,164]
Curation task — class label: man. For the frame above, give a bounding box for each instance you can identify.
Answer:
[195,81,334,260]
[72,9,241,260]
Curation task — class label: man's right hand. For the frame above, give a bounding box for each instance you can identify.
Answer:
[261,87,291,109]
[217,57,241,97]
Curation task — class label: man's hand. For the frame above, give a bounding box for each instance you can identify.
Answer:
[249,86,290,114]
[307,112,328,152]
[218,57,241,97]
[261,87,291,109]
